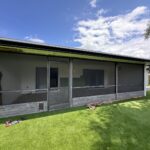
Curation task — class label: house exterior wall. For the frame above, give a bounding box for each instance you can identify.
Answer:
[72,60,144,107]
[47,58,70,109]
[72,91,144,107]
[117,91,144,100]
[72,59,116,97]
[0,53,47,105]
[73,60,115,86]
[72,94,116,106]
[118,63,144,93]
[0,52,146,118]
[0,101,47,118]
[0,54,47,91]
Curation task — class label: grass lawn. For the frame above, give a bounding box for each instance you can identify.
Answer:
[1,93,150,150]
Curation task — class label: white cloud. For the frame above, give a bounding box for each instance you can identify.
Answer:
[90,0,97,8]
[25,36,45,44]
[74,6,150,59]
[96,9,108,16]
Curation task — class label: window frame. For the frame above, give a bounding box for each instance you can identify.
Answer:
[35,67,60,90]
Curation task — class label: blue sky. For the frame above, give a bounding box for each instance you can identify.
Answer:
[0,0,150,58]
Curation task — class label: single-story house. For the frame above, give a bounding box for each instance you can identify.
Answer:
[0,38,149,118]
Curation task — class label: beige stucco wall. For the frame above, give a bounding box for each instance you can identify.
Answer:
[0,53,47,104]
[73,59,115,87]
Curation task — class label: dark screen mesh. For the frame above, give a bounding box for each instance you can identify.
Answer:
[118,63,144,93]
[73,59,116,98]
[0,53,47,105]
[0,52,144,105]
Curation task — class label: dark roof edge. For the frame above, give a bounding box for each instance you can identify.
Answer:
[0,37,150,62]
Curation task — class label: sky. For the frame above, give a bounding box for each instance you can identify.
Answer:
[0,0,150,58]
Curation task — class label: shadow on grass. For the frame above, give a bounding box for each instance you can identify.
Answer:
[89,98,150,150]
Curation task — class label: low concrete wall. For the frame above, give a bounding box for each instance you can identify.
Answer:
[0,101,47,118]
[0,91,145,118]
[72,91,145,107]
[117,91,144,100]
[49,102,70,111]
[72,94,116,107]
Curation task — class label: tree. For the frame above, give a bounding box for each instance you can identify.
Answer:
[145,22,150,39]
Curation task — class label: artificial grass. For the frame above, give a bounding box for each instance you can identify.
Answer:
[1,93,150,150]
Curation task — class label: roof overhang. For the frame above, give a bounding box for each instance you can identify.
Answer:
[0,38,150,64]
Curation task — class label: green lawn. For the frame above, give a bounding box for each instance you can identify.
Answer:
[1,93,150,150]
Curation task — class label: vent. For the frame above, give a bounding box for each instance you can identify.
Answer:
[39,102,44,110]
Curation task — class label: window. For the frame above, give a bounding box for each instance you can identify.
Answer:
[50,68,58,88]
[83,69,104,86]
[36,67,59,89]
[36,67,47,89]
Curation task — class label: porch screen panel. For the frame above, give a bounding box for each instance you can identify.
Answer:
[0,53,47,105]
[48,59,69,106]
[73,59,116,98]
[118,63,144,93]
